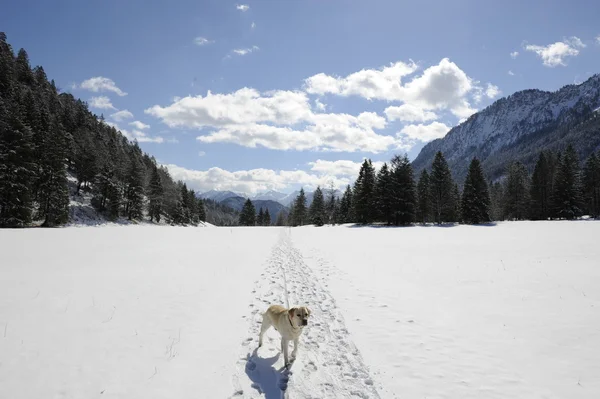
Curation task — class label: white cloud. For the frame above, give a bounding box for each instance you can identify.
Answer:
[510,51,519,59]
[198,151,206,157]
[105,121,164,143]
[597,35,600,44]
[485,83,501,99]
[76,76,127,96]
[508,70,515,76]
[399,122,451,142]
[308,159,385,177]
[236,4,249,11]
[194,37,213,46]
[129,120,150,130]
[232,45,259,56]
[384,104,437,122]
[89,96,115,110]
[251,22,256,29]
[305,58,490,119]
[111,110,134,121]
[164,163,353,196]
[314,99,326,112]
[524,36,586,67]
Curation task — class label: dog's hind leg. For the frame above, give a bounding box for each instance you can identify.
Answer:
[281,338,290,367]
[258,314,271,347]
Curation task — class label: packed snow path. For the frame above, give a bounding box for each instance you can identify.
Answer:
[230,228,380,398]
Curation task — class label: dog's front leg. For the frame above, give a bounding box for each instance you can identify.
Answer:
[291,338,299,360]
[281,338,290,367]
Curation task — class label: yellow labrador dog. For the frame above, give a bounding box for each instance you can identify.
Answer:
[258,304,311,367]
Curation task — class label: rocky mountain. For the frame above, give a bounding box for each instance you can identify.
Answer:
[220,196,287,224]
[198,190,245,202]
[252,190,288,202]
[412,74,600,183]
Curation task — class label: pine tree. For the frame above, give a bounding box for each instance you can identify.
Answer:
[552,144,583,219]
[275,210,287,226]
[503,161,530,220]
[188,189,199,224]
[338,185,353,223]
[353,159,376,224]
[257,208,265,226]
[239,198,256,226]
[309,186,325,226]
[460,158,491,224]
[374,163,394,224]
[429,151,455,224]
[489,181,504,221]
[582,152,600,218]
[291,188,307,226]
[197,198,206,222]
[416,169,431,224]
[390,154,416,225]
[324,183,337,225]
[529,152,552,220]
[148,166,164,222]
[125,157,145,221]
[264,208,271,226]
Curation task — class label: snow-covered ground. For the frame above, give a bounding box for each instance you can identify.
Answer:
[1,221,599,398]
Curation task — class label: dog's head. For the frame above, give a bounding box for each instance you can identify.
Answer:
[288,306,311,327]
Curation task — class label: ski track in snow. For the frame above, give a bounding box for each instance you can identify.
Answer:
[230,228,380,399]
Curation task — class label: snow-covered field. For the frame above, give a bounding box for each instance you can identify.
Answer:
[1,221,599,398]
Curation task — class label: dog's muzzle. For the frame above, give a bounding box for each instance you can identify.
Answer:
[302,320,308,326]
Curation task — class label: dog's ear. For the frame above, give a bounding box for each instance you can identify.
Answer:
[288,308,296,318]
[306,307,311,316]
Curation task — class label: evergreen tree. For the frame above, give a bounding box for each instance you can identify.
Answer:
[503,161,530,220]
[264,208,271,226]
[374,163,394,224]
[489,181,504,221]
[275,210,287,226]
[125,157,145,221]
[324,183,337,225]
[460,158,491,224]
[239,198,256,226]
[148,166,164,222]
[257,208,265,226]
[416,169,431,224]
[309,186,325,226]
[582,152,600,218]
[529,152,552,220]
[353,159,376,224]
[187,189,199,224]
[552,144,583,219]
[390,154,416,225]
[429,151,455,224]
[197,198,206,222]
[291,188,307,226]
[338,185,354,223]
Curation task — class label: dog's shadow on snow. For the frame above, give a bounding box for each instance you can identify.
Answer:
[245,347,290,398]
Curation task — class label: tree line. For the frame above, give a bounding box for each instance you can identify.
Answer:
[0,33,206,227]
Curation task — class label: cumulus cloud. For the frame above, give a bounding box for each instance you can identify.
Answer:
[314,98,326,112]
[485,83,501,99]
[76,76,127,96]
[194,37,214,46]
[111,110,134,121]
[510,51,519,59]
[105,121,164,143]
[384,104,437,122]
[236,4,249,11]
[399,122,451,142]
[164,163,353,196]
[129,120,150,130]
[89,96,115,110]
[524,36,586,67]
[305,58,490,119]
[308,159,385,177]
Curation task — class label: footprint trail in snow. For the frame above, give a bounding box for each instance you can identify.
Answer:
[230,228,380,399]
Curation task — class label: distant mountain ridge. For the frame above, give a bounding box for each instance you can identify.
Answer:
[198,188,342,208]
[412,74,600,182]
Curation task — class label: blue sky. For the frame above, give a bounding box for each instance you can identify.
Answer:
[2,0,599,195]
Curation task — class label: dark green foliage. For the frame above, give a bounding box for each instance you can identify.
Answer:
[324,184,338,225]
[197,198,207,222]
[257,208,265,226]
[582,152,600,218]
[275,210,287,226]
[263,208,271,226]
[429,151,456,224]
[239,198,256,226]
[552,144,583,219]
[460,158,491,224]
[374,163,394,225]
[309,186,325,226]
[416,169,431,223]
[503,161,530,220]
[125,156,145,221]
[353,159,376,224]
[390,154,416,225]
[337,185,353,224]
[489,181,504,221]
[529,152,553,220]
[148,166,163,222]
[291,188,307,226]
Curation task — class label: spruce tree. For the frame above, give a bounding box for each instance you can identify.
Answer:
[187,189,199,224]
[374,163,394,224]
[275,210,286,226]
[125,158,145,221]
[503,161,530,220]
[529,152,552,220]
[429,151,455,224]
[257,208,265,226]
[264,208,271,226]
[390,154,416,225]
[489,181,504,221]
[197,198,206,222]
[460,158,491,224]
[148,166,164,222]
[239,198,256,226]
[416,169,431,224]
[338,185,353,223]
[552,144,583,219]
[582,152,600,218]
[353,159,376,224]
[309,186,325,226]
[324,184,337,225]
[291,188,307,226]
